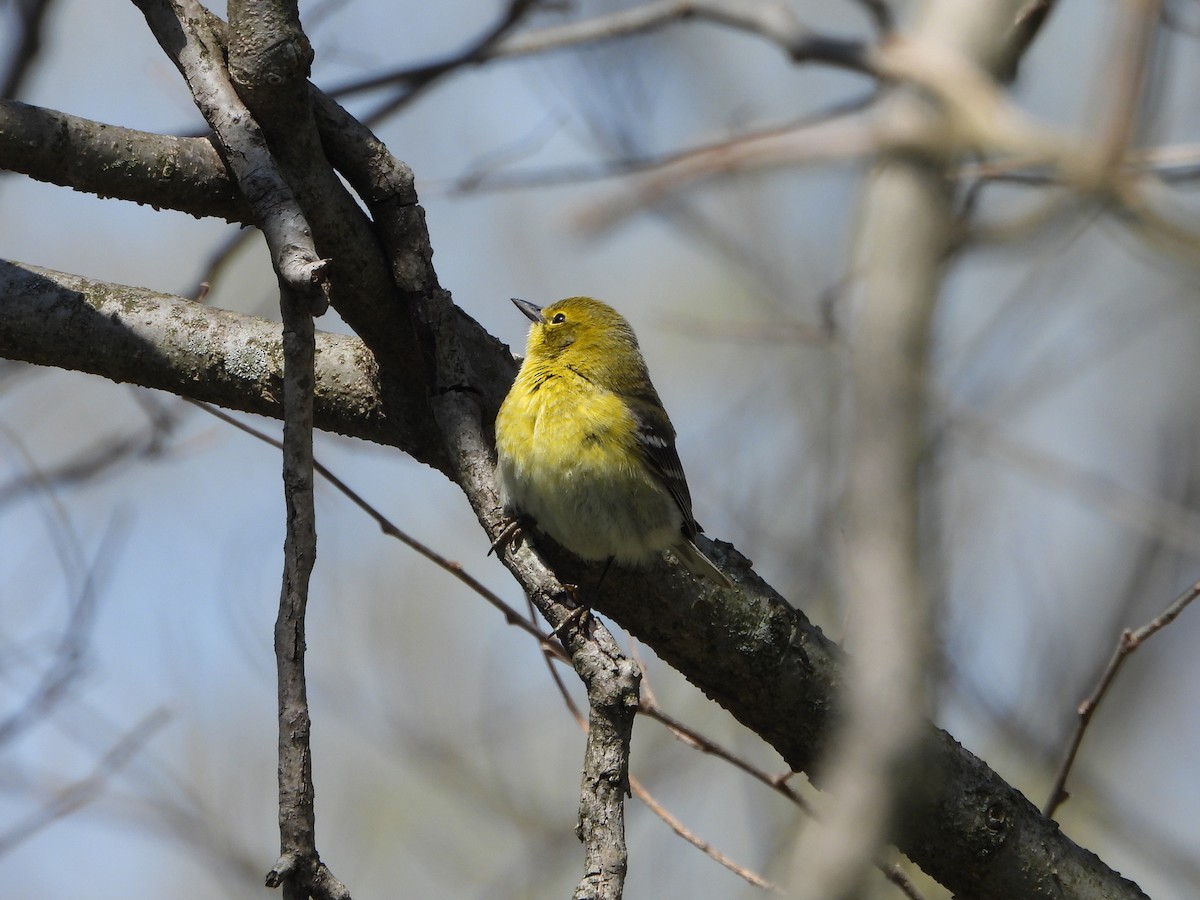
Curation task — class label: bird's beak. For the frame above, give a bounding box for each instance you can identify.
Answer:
[511,298,545,324]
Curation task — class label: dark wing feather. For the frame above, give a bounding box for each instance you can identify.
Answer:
[626,394,701,539]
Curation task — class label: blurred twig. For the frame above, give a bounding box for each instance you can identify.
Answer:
[0,709,171,857]
[952,407,1200,556]
[332,0,874,109]
[340,0,539,121]
[998,0,1061,81]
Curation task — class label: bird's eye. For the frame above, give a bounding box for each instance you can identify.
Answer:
[551,313,566,324]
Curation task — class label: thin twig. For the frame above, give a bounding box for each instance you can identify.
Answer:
[637,701,926,899]
[330,0,872,107]
[1044,577,1200,817]
[192,400,919,897]
[639,701,813,813]
[630,775,779,892]
[186,399,567,659]
[539,629,776,894]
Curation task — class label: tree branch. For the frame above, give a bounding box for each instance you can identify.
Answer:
[0,261,414,457]
[0,261,1148,900]
[132,1,347,894]
[0,2,1156,890]
[133,0,329,305]
[1044,576,1200,818]
[573,623,639,900]
[0,99,247,221]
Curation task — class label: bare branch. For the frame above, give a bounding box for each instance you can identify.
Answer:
[1044,577,1200,818]
[0,100,247,222]
[1,0,63,98]
[132,0,329,308]
[630,776,777,892]
[573,621,639,900]
[263,275,340,898]
[0,261,411,457]
[188,399,567,656]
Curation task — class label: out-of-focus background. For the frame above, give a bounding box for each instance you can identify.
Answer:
[3,1,1200,897]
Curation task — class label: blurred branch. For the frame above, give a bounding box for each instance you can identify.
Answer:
[1095,0,1160,174]
[0,709,171,857]
[489,0,872,73]
[576,31,1101,234]
[788,101,944,900]
[0,510,118,746]
[997,0,1061,81]
[0,427,171,510]
[329,0,538,117]
[952,407,1200,556]
[330,0,874,107]
[0,0,62,98]
[851,0,894,34]
[441,93,876,196]
[1044,576,1200,818]
[788,1,1073,896]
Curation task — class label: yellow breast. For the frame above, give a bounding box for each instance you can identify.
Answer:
[494,364,680,562]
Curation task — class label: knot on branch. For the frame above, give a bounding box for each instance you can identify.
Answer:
[229,28,314,92]
[277,245,331,315]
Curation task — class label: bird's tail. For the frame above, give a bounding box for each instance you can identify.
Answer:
[671,539,733,588]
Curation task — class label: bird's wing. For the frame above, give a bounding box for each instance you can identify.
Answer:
[627,394,701,538]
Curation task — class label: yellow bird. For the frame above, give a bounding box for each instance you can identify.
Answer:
[495,296,731,588]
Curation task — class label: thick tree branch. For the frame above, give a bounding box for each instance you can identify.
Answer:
[0,100,247,221]
[133,0,328,305]
[0,266,1148,900]
[573,630,639,900]
[133,2,348,895]
[0,3,1154,893]
[0,260,411,456]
